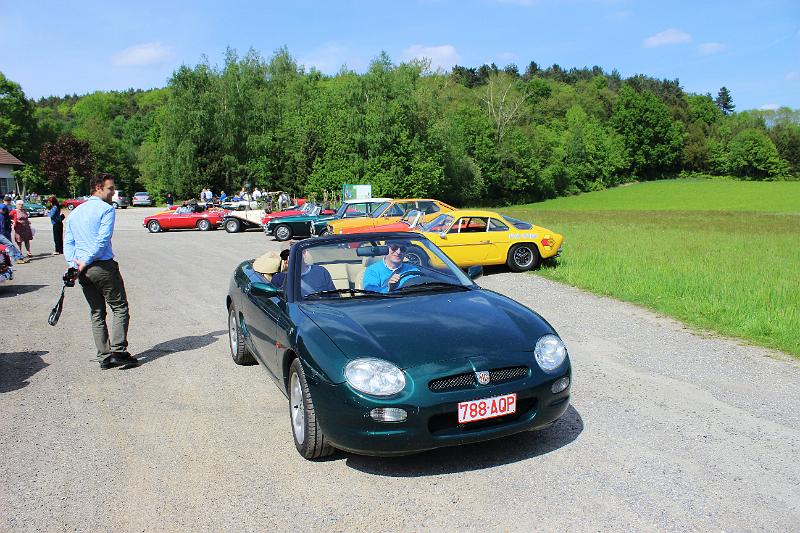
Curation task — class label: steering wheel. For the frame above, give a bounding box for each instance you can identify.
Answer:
[388,270,423,291]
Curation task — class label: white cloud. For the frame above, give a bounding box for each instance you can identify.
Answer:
[786,71,800,80]
[759,103,780,110]
[112,42,173,67]
[643,28,692,48]
[696,42,727,55]
[298,43,368,74]
[401,44,461,70]
[497,51,518,63]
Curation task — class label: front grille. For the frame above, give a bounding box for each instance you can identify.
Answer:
[429,366,529,392]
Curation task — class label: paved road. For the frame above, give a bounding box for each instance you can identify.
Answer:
[1,208,798,531]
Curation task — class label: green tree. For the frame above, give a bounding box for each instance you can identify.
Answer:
[715,86,735,116]
[0,72,40,163]
[725,129,787,180]
[11,164,47,195]
[67,166,86,197]
[611,85,684,178]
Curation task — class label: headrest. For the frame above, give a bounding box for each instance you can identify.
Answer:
[253,251,282,275]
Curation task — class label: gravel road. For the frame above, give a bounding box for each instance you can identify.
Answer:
[1,208,798,532]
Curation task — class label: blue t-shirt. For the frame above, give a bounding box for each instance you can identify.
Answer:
[363,260,416,293]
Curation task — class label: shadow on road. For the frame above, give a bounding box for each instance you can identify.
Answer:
[0,284,47,297]
[133,330,227,365]
[0,351,50,393]
[344,405,583,476]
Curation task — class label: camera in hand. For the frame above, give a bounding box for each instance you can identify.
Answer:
[63,266,78,287]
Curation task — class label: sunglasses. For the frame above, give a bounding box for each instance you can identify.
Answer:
[388,245,407,253]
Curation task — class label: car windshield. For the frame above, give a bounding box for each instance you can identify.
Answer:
[502,215,533,230]
[369,202,390,217]
[288,236,474,301]
[422,214,455,232]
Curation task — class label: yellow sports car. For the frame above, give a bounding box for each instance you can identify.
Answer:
[326,198,455,235]
[419,209,563,271]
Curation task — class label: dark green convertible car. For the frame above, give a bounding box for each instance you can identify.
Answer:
[227,232,572,459]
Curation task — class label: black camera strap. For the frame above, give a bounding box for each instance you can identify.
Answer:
[47,285,66,326]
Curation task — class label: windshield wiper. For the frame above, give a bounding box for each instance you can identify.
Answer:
[304,288,385,299]
[395,282,470,293]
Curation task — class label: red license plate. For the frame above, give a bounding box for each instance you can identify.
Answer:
[458,393,517,424]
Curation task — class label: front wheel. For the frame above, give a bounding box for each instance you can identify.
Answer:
[274,224,293,242]
[197,219,212,231]
[147,220,161,233]
[225,218,241,233]
[318,229,331,237]
[288,358,334,459]
[507,243,540,272]
[228,305,255,365]
[67,204,75,210]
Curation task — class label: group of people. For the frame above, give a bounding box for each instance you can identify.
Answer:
[0,194,65,265]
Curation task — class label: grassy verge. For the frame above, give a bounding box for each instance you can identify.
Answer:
[501,181,800,357]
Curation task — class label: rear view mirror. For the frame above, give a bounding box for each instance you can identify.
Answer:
[466,266,483,280]
[439,231,447,240]
[357,245,389,257]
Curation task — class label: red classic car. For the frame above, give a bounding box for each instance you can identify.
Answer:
[261,202,335,225]
[62,197,89,210]
[143,205,228,232]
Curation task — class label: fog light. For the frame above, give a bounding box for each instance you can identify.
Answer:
[551,376,570,394]
[370,407,407,422]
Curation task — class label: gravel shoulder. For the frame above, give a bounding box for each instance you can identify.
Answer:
[1,208,798,531]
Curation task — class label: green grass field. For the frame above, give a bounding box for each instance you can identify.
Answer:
[501,179,800,357]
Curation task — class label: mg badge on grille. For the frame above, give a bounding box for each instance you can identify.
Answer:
[476,371,491,385]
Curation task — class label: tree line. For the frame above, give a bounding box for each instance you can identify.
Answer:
[1,48,798,205]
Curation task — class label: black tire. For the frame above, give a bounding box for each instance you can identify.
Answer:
[225,218,241,233]
[507,243,540,272]
[404,245,428,267]
[274,224,293,242]
[288,358,334,459]
[147,220,161,233]
[197,219,212,231]
[318,229,331,237]
[228,305,255,365]
[67,204,75,210]
[112,202,119,209]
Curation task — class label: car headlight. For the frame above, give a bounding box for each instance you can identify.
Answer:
[344,358,406,396]
[534,335,567,372]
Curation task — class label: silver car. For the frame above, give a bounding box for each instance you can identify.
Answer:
[132,192,153,207]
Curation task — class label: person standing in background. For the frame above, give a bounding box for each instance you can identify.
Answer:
[10,199,34,260]
[166,193,174,208]
[49,196,64,255]
[64,173,137,369]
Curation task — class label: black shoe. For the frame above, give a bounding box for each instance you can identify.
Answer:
[100,352,139,369]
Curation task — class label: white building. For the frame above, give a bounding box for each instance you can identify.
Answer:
[0,147,23,195]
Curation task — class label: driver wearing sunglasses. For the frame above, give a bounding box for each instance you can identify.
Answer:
[363,241,418,293]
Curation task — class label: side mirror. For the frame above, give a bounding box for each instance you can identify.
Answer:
[466,266,483,280]
[250,281,278,298]
[438,231,447,240]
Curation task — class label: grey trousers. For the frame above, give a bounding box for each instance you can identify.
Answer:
[79,259,130,359]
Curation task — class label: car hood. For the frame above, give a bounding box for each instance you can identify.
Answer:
[298,289,553,369]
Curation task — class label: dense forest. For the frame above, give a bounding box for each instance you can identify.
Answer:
[1,47,799,205]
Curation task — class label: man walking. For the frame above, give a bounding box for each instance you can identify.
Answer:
[64,173,137,369]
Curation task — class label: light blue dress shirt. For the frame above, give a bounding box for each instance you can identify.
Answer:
[64,196,116,267]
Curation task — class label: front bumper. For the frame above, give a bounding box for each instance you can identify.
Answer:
[306,360,571,456]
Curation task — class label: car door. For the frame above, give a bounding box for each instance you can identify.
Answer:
[433,216,494,265]
[238,265,281,380]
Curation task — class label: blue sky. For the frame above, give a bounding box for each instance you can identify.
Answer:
[1,0,798,111]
